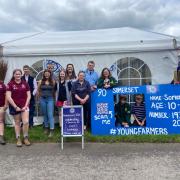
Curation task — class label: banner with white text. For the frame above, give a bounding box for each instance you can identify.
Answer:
[91,84,180,135]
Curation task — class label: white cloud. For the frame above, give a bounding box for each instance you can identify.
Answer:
[0,0,180,36]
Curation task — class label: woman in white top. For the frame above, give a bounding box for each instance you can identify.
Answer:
[65,64,77,105]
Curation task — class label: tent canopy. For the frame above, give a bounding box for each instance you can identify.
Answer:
[0,27,178,56]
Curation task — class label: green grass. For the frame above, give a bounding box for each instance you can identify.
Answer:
[4,125,180,143]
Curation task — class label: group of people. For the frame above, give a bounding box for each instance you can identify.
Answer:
[1,59,179,147]
[0,60,118,147]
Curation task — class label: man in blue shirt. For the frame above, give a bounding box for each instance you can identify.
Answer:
[84,60,99,91]
[84,61,99,130]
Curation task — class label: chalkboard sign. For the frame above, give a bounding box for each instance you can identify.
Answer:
[91,84,180,135]
[62,106,84,137]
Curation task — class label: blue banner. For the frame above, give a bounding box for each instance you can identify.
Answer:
[62,106,83,136]
[91,84,180,135]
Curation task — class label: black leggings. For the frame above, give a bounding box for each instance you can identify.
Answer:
[73,101,90,127]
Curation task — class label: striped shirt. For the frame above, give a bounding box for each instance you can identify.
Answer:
[132,103,146,121]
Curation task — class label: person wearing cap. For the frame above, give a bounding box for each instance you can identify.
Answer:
[115,95,131,127]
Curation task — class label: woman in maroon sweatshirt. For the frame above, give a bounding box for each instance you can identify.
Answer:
[0,80,7,145]
[6,69,31,147]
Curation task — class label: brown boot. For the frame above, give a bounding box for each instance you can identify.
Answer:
[23,137,31,146]
[16,137,22,147]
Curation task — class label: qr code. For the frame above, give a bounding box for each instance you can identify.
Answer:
[97,103,109,114]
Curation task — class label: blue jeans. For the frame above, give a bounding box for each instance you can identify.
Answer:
[40,97,54,130]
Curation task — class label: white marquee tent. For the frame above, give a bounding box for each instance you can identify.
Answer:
[0,27,179,125]
[0,27,180,84]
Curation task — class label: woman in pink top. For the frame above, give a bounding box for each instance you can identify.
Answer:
[6,69,31,147]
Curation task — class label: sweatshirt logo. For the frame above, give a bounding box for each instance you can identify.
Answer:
[13,85,18,90]
[22,84,26,89]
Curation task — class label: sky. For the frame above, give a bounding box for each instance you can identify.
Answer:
[0,0,180,36]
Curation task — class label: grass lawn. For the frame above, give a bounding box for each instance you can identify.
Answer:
[4,125,180,143]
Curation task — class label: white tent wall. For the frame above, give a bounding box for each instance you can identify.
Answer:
[4,50,178,84]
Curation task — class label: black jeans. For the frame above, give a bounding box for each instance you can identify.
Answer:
[73,100,90,127]
[29,98,35,127]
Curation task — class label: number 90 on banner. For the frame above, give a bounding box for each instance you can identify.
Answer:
[98,89,107,97]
